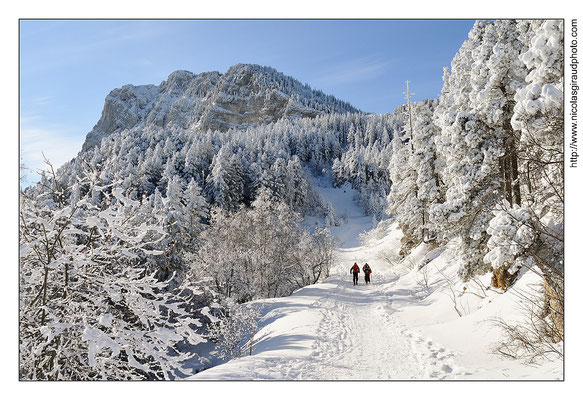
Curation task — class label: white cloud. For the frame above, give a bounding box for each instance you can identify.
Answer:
[20,117,84,185]
[136,57,154,67]
[32,95,54,106]
[21,21,178,75]
[312,56,393,87]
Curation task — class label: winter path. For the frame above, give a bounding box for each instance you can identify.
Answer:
[189,182,467,380]
[188,181,562,380]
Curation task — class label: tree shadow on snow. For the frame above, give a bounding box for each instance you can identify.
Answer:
[253,333,318,353]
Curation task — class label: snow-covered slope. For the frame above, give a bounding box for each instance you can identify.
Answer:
[82,64,360,151]
[187,182,562,380]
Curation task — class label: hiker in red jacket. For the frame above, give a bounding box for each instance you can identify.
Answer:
[350,263,360,285]
[363,263,372,284]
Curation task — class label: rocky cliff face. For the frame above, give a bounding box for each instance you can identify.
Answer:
[82,64,360,151]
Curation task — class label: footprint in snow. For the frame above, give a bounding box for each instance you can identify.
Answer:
[441,365,453,373]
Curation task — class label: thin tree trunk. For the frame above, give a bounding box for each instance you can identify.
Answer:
[526,160,533,195]
[502,153,513,205]
[500,87,521,206]
[509,137,521,206]
[40,265,49,325]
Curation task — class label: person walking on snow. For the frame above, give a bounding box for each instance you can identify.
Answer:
[363,263,372,284]
[350,263,360,285]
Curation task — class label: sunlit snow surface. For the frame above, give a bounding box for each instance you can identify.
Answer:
[187,181,562,380]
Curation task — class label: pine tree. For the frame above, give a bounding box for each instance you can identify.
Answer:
[209,145,244,211]
[411,100,442,242]
[387,117,422,250]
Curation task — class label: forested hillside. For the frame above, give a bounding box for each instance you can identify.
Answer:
[19,19,564,380]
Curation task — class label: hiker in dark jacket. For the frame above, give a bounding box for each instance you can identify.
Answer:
[350,263,360,285]
[363,263,372,284]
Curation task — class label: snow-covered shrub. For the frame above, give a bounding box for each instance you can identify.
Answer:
[297,227,337,286]
[208,302,263,360]
[19,167,210,380]
[491,284,563,363]
[195,189,336,303]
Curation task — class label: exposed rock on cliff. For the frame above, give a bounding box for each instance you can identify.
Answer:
[82,64,359,151]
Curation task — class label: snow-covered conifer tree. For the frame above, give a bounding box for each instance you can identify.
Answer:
[431,21,513,279]
[410,100,442,242]
[387,100,423,252]
[484,20,563,333]
[209,145,244,211]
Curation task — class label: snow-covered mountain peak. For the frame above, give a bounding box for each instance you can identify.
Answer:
[160,70,196,94]
[81,64,360,151]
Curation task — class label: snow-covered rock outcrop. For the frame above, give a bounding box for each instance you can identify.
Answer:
[82,64,360,151]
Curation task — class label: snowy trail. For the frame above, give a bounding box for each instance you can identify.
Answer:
[187,182,563,380]
[189,183,468,380]
[296,244,466,380]
[191,242,465,380]
[299,182,465,379]
[305,277,458,380]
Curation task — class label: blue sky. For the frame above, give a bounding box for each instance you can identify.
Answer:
[20,19,475,184]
